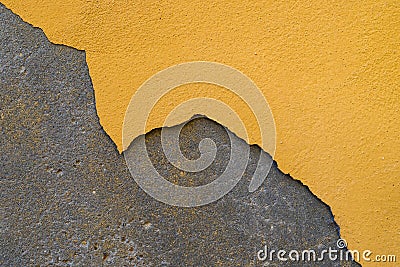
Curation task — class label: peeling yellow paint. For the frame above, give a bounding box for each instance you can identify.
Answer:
[2,1,399,265]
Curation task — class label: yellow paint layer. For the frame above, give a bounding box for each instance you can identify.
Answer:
[2,1,399,265]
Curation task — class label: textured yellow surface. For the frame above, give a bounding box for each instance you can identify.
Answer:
[2,1,399,265]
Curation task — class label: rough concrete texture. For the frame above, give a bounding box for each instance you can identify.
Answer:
[2,2,400,262]
[0,4,360,266]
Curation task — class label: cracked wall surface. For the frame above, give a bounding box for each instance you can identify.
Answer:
[0,1,399,265]
[0,5,362,266]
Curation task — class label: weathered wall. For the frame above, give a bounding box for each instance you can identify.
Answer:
[1,1,399,265]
